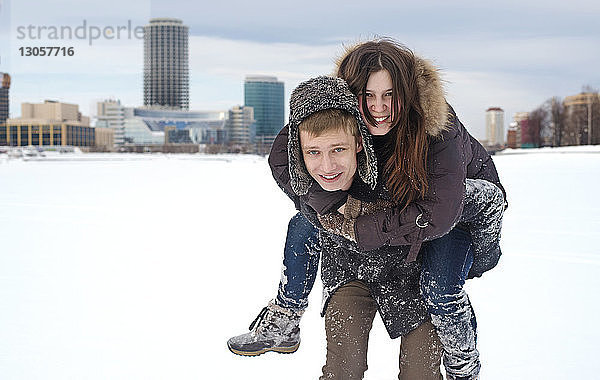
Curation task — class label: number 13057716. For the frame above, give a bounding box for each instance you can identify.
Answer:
[19,47,75,56]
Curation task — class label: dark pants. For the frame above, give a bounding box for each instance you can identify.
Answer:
[321,281,443,380]
[421,227,479,380]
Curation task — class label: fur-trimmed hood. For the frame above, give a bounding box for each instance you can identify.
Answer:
[335,43,449,137]
[287,76,378,196]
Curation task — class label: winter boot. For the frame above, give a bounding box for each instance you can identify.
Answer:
[447,374,480,380]
[227,300,303,356]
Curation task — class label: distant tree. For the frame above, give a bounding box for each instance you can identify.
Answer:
[539,97,565,147]
[526,107,544,147]
[582,86,600,145]
[550,97,565,147]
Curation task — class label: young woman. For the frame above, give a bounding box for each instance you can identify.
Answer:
[332,39,506,380]
[229,39,506,380]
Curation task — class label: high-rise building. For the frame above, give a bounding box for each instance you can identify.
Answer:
[97,99,125,146]
[0,73,9,122]
[225,105,254,146]
[485,107,505,147]
[244,75,284,151]
[143,18,189,110]
[0,73,9,145]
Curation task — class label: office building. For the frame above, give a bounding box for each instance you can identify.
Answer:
[563,92,600,145]
[122,107,226,145]
[2,100,98,148]
[244,75,284,151]
[513,112,539,148]
[143,18,189,110]
[94,127,115,151]
[20,99,90,125]
[485,107,505,147]
[507,121,520,149]
[0,73,10,145]
[0,73,9,123]
[96,99,125,146]
[225,105,254,146]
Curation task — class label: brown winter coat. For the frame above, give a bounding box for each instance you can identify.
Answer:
[269,56,506,259]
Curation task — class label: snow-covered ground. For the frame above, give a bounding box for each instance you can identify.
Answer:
[0,148,599,379]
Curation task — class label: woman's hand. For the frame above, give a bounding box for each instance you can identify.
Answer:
[319,196,362,242]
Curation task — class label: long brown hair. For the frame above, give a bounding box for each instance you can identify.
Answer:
[336,39,429,206]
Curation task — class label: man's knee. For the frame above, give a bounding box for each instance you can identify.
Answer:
[399,321,443,380]
[321,281,375,379]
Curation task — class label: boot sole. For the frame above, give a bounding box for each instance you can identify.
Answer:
[228,341,300,357]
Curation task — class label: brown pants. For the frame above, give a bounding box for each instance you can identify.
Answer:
[320,281,443,380]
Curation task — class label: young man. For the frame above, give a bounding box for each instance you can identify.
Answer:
[227,76,378,357]
[230,76,445,378]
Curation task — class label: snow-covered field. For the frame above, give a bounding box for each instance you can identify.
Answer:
[0,148,599,379]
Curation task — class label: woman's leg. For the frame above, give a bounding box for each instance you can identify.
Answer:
[399,321,443,380]
[462,178,506,279]
[420,227,479,380]
[276,212,321,309]
[320,281,377,379]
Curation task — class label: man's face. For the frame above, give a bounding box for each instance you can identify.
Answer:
[300,128,362,192]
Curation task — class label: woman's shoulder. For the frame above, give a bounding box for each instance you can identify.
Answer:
[429,105,465,143]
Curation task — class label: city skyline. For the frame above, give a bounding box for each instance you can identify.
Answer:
[0,0,599,140]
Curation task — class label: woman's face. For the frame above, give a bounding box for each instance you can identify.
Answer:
[358,69,396,135]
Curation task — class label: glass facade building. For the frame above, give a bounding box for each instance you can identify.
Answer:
[143,18,189,110]
[122,107,226,145]
[1,123,95,147]
[244,76,284,148]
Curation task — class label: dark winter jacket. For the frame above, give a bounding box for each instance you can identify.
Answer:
[272,76,431,339]
[342,52,507,261]
[270,54,507,265]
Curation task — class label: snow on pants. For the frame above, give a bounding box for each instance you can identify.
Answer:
[275,212,320,310]
[421,227,479,380]
[320,280,443,380]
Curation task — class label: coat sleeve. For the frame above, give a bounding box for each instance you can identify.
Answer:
[467,134,508,207]
[268,126,348,214]
[353,121,468,251]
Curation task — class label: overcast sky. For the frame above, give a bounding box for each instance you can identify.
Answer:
[1,0,599,139]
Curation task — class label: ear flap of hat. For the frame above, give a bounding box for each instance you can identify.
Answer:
[286,76,378,196]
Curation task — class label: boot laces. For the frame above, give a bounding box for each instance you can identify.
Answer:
[248,306,268,331]
[248,303,294,338]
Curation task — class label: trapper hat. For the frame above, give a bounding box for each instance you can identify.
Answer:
[287,76,378,196]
